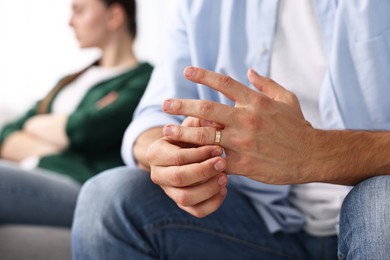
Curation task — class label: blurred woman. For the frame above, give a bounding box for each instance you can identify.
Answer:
[0,0,152,227]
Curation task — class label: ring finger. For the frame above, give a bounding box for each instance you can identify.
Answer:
[163,124,228,147]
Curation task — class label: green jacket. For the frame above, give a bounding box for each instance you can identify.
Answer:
[0,62,153,183]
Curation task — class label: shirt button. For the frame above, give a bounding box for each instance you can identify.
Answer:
[259,47,268,56]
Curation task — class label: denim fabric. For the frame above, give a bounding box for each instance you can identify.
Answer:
[122,0,390,234]
[0,160,81,227]
[72,167,338,260]
[338,176,390,259]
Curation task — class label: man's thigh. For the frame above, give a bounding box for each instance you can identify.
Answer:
[74,167,312,259]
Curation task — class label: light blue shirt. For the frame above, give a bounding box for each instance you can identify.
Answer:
[122,0,390,233]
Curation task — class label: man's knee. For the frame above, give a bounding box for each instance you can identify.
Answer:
[75,167,151,218]
[341,175,390,220]
[72,167,157,259]
[339,175,390,259]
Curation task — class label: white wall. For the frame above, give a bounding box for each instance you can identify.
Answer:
[0,0,177,127]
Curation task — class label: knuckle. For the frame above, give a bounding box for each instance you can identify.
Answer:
[287,92,299,104]
[229,127,257,148]
[175,126,184,140]
[236,111,263,132]
[173,99,183,113]
[150,171,159,184]
[241,113,261,130]
[257,95,272,108]
[146,147,157,163]
[199,162,213,179]
[196,128,209,144]
[228,134,240,146]
[218,75,233,88]
[285,89,294,98]
[174,191,191,206]
[171,151,184,166]
[231,135,251,148]
[199,101,214,116]
[169,169,184,187]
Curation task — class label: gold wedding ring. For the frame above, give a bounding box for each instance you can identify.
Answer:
[214,130,222,146]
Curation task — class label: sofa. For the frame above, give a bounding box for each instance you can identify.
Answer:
[0,109,72,260]
[0,225,71,260]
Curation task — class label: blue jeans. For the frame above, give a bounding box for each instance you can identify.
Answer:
[0,160,81,227]
[72,167,338,259]
[338,175,390,259]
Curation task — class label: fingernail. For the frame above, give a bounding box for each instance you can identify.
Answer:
[218,175,228,186]
[162,100,173,111]
[214,160,225,171]
[164,125,173,136]
[184,67,195,77]
[211,148,222,157]
[220,188,227,197]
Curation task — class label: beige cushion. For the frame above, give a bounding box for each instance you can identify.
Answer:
[0,225,71,260]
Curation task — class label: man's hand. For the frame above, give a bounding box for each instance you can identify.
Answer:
[162,66,317,185]
[146,116,228,218]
